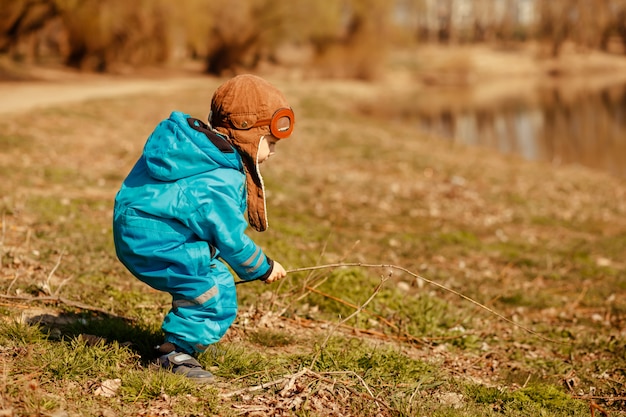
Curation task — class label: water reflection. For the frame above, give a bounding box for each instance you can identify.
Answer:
[418,83,626,179]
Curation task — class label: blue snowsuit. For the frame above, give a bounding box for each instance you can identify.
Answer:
[113,111,273,354]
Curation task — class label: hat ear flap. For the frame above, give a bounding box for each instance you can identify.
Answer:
[229,130,268,232]
[240,151,268,232]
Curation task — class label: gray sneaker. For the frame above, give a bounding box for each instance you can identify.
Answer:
[156,343,215,382]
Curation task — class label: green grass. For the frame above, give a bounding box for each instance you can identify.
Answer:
[466,383,588,416]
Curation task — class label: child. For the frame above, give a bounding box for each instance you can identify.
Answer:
[112,74,294,381]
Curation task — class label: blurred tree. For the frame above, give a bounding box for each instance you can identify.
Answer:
[56,0,172,71]
[604,0,626,53]
[0,0,59,61]
[293,0,391,79]
[575,0,611,50]
[471,0,494,42]
[202,0,292,74]
[339,0,392,79]
[200,0,390,79]
[536,0,572,57]
[3,0,626,77]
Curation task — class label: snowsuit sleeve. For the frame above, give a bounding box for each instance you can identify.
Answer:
[182,174,273,282]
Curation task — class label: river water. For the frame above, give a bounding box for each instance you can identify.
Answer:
[417,82,626,179]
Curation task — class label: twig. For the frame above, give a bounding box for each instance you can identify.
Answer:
[590,400,610,417]
[574,395,626,401]
[320,370,377,401]
[289,240,360,307]
[284,315,445,344]
[222,367,392,412]
[285,262,565,344]
[311,369,392,411]
[221,368,309,398]
[309,273,390,369]
[408,384,421,403]
[220,368,390,410]
[303,285,391,324]
[2,245,128,320]
[54,275,74,296]
[303,285,426,345]
[43,249,65,296]
[6,271,20,295]
[302,235,333,290]
[0,293,133,321]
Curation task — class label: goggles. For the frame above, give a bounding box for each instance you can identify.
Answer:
[215,108,295,139]
[251,108,295,139]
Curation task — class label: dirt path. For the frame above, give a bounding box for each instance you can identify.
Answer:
[0,75,211,115]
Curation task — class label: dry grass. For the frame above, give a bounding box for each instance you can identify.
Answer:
[0,51,625,415]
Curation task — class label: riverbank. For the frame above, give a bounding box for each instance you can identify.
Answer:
[382,42,626,109]
[373,43,626,179]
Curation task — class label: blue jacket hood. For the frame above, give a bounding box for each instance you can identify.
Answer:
[144,111,239,181]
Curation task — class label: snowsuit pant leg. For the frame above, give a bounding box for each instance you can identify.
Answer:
[162,260,238,354]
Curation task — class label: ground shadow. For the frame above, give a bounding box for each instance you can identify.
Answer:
[26,311,163,364]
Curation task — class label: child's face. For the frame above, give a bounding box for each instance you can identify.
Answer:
[258,135,278,164]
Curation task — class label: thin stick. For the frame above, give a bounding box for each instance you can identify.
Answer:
[222,367,392,412]
[0,293,133,321]
[275,239,359,317]
[304,285,395,327]
[53,275,74,297]
[311,369,392,411]
[573,395,626,401]
[309,273,389,369]
[44,250,65,296]
[320,370,378,402]
[286,315,393,339]
[299,240,360,296]
[221,368,309,398]
[590,400,610,417]
[284,315,436,343]
[6,271,19,295]
[303,285,425,344]
[286,262,563,344]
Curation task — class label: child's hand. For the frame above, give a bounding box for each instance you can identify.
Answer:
[264,261,287,284]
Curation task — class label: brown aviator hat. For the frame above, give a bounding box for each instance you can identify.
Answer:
[209,74,295,232]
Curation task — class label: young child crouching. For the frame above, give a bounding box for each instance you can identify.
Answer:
[113,74,294,381]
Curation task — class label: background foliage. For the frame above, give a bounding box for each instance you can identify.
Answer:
[2,0,626,77]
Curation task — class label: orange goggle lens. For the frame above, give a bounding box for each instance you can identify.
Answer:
[253,108,295,139]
